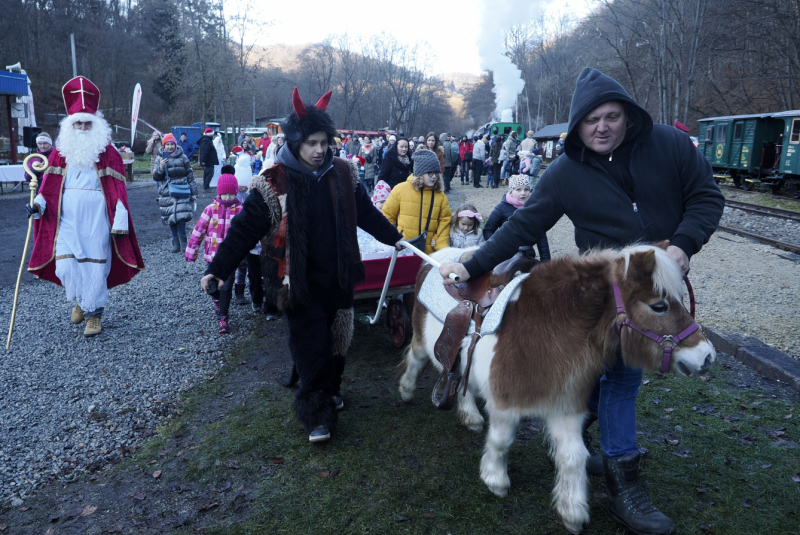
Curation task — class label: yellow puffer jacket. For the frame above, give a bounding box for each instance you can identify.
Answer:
[382,174,452,254]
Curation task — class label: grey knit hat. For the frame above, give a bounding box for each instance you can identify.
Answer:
[412,149,441,177]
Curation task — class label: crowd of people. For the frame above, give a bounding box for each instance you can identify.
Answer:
[21,64,722,535]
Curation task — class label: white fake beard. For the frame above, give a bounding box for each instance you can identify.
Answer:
[56,113,112,171]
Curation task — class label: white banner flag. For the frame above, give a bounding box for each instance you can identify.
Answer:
[131,83,142,147]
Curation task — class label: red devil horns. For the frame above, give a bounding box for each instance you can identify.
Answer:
[292,87,307,117]
[316,91,333,111]
[292,87,333,117]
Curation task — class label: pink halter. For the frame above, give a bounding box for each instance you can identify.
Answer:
[612,276,699,373]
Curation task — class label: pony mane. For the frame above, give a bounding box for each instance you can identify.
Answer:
[620,245,684,301]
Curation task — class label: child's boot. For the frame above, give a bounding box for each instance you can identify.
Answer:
[170,238,180,253]
[218,315,229,334]
[234,283,248,305]
[178,235,187,252]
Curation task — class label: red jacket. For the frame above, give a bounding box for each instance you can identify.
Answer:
[459,141,473,160]
[29,147,145,288]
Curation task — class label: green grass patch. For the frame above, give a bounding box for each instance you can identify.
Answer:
[722,188,800,212]
[140,322,800,534]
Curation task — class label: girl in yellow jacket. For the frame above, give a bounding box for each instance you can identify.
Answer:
[382,148,452,254]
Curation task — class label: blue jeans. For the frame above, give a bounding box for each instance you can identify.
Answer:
[170,222,186,239]
[587,347,642,459]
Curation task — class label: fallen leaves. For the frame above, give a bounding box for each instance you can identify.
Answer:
[80,505,97,517]
[393,514,410,522]
[224,459,240,469]
[270,457,284,465]
[132,492,146,501]
[665,438,680,446]
[153,470,162,479]
[792,475,800,483]
[107,526,124,533]
[671,447,692,458]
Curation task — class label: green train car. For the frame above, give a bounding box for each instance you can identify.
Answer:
[475,122,525,139]
[697,110,800,197]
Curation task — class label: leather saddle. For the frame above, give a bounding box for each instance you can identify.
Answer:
[431,247,540,409]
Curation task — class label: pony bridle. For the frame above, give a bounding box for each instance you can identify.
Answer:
[612,276,700,373]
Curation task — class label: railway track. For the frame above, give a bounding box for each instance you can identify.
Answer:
[725,199,800,222]
[717,225,800,255]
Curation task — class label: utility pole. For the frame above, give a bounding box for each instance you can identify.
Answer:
[70,34,77,77]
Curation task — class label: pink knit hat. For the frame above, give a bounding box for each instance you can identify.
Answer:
[371,180,391,206]
[216,173,239,196]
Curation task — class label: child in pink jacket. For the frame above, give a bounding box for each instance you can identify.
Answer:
[185,173,242,333]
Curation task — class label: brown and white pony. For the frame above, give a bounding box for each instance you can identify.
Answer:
[398,243,715,534]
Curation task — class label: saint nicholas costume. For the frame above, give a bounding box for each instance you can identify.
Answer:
[206,88,402,441]
[28,76,145,336]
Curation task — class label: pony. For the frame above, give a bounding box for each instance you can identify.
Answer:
[398,242,715,534]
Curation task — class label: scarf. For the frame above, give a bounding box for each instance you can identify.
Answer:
[397,154,411,166]
[505,192,525,209]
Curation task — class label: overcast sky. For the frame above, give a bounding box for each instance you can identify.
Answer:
[236,0,599,76]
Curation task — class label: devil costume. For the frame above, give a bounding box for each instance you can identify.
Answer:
[206,89,403,439]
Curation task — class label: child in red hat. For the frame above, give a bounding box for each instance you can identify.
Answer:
[185,173,242,333]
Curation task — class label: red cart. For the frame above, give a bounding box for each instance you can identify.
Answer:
[354,250,422,347]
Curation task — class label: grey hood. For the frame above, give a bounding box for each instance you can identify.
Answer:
[276,145,334,180]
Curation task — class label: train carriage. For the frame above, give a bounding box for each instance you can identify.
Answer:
[697,110,800,197]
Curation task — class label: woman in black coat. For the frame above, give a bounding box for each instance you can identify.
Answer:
[376,137,412,189]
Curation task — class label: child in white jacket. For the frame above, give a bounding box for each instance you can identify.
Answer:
[449,203,485,248]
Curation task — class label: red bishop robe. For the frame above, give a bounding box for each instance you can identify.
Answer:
[28,146,145,288]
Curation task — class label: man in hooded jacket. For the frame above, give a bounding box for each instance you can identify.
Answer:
[437,67,724,535]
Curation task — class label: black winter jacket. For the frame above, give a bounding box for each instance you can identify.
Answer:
[482,193,550,261]
[377,149,413,189]
[197,135,219,166]
[464,67,723,278]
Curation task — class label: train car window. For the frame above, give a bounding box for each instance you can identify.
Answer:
[492,126,498,135]
[503,127,512,135]
[733,123,743,141]
[705,126,713,141]
[790,119,800,144]
[716,125,727,142]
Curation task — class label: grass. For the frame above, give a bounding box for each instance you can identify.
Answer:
[721,186,800,212]
[124,319,800,535]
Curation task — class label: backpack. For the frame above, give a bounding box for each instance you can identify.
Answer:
[449,142,460,163]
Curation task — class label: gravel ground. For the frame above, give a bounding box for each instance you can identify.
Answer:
[446,179,800,359]
[0,238,259,505]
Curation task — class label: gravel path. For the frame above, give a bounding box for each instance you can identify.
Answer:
[0,186,258,505]
[446,181,800,359]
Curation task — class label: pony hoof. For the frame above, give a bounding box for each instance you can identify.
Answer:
[465,423,484,433]
[562,521,583,534]
[398,388,415,402]
[488,485,508,498]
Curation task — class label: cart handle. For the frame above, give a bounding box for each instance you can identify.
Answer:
[367,241,458,326]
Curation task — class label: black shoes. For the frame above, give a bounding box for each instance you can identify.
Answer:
[604,452,676,535]
[309,425,330,443]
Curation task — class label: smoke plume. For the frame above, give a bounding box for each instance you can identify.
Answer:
[477,3,534,121]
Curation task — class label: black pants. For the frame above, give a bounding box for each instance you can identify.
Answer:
[202,164,214,190]
[215,270,236,318]
[235,253,264,306]
[286,290,349,433]
[473,160,484,187]
[491,162,502,187]
[443,166,454,192]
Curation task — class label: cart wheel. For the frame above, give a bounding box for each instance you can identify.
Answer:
[386,298,410,348]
